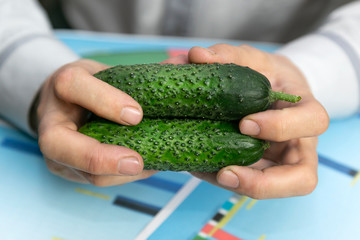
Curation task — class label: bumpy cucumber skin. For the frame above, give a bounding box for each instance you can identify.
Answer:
[79,118,267,172]
[94,63,271,120]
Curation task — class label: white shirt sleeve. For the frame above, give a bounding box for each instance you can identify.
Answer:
[0,0,79,136]
[277,1,360,119]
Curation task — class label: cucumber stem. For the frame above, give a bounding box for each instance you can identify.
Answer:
[269,91,301,103]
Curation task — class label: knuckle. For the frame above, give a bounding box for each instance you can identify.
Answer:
[36,100,45,121]
[238,44,262,57]
[37,133,48,155]
[242,182,266,200]
[246,181,267,200]
[301,171,318,196]
[211,43,238,57]
[86,174,109,187]
[53,66,80,100]
[236,44,271,70]
[44,158,60,175]
[38,126,59,157]
[213,43,232,49]
[238,44,256,52]
[270,118,287,142]
[236,175,268,200]
[84,145,105,175]
[316,107,330,135]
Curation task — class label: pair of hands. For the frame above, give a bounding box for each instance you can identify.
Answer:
[34,44,329,199]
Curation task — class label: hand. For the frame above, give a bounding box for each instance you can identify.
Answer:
[167,44,329,199]
[33,59,156,186]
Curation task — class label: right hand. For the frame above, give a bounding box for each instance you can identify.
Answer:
[164,44,329,199]
[184,44,329,199]
[34,59,157,186]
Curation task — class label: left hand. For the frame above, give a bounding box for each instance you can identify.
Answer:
[34,59,156,186]
[164,44,329,199]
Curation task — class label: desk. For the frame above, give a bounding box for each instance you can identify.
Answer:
[1,30,359,240]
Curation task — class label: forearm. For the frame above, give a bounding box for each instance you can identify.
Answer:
[277,1,360,119]
[0,0,79,136]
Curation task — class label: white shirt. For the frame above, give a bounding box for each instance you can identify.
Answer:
[0,0,359,135]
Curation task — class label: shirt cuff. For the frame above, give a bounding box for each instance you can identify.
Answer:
[277,33,360,119]
[0,36,79,136]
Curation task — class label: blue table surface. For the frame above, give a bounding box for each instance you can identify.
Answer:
[1,30,359,240]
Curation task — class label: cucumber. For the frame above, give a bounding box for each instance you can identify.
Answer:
[94,63,301,120]
[79,118,269,172]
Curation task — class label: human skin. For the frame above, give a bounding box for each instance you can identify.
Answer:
[34,44,329,198]
[35,59,157,186]
[176,44,329,199]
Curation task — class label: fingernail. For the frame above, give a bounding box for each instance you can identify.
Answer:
[218,170,239,188]
[120,107,142,125]
[240,120,260,136]
[118,157,141,175]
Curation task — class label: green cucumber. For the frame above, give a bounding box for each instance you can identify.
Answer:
[94,63,301,120]
[79,118,268,172]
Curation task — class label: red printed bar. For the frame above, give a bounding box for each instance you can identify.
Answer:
[213,228,243,240]
[200,223,214,234]
[200,223,243,240]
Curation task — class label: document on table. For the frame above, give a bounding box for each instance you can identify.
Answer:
[1,30,359,240]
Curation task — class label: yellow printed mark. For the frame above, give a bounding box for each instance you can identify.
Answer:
[258,234,267,240]
[351,171,360,186]
[208,196,249,237]
[52,237,65,240]
[75,188,111,200]
[246,199,257,210]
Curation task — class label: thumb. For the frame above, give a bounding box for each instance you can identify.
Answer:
[238,97,328,142]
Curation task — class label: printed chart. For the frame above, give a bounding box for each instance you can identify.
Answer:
[0,121,192,240]
[143,116,360,240]
[1,30,359,240]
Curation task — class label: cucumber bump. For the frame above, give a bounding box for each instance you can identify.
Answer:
[94,63,301,120]
[80,63,299,172]
[79,118,269,172]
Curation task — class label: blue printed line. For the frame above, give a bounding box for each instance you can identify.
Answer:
[1,137,42,157]
[318,154,357,177]
[135,176,183,193]
[113,195,161,216]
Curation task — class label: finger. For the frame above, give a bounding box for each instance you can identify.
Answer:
[78,170,158,187]
[46,157,157,186]
[262,138,318,166]
[70,59,109,75]
[188,44,273,73]
[216,164,318,199]
[248,158,279,169]
[190,158,280,185]
[215,138,318,199]
[45,158,89,183]
[38,114,143,176]
[239,98,329,141]
[54,65,143,126]
[161,54,189,64]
